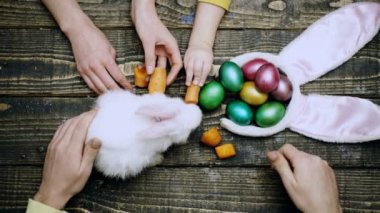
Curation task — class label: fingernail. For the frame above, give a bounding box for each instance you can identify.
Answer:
[267,151,278,162]
[193,80,199,85]
[147,66,154,74]
[89,138,102,149]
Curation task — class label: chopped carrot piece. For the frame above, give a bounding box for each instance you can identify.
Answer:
[215,144,236,159]
[185,84,201,104]
[201,127,222,147]
[134,65,149,88]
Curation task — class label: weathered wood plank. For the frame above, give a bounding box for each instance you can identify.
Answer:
[1,26,379,61]
[0,58,378,97]
[0,29,378,96]
[0,166,379,212]
[0,0,379,29]
[1,97,380,167]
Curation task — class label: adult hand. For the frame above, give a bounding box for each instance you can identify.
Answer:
[184,42,213,87]
[68,25,132,94]
[267,144,342,213]
[131,0,182,85]
[34,110,101,209]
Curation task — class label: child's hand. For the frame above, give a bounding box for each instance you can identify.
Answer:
[131,0,182,85]
[68,25,132,94]
[184,43,213,87]
[267,144,342,213]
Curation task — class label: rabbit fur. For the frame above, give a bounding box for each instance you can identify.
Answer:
[87,90,202,179]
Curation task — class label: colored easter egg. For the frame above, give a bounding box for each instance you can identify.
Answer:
[242,58,268,80]
[256,101,286,127]
[240,81,268,106]
[199,81,225,110]
[219,61,244,92]
[271,75,293,101]
[226,100,254,126]
[255,63,280,93]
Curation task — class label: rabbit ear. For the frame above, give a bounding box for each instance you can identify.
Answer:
[289,94,380,143]
[138,121,177,140]
[136,104,178,120]
[278,3,380,85]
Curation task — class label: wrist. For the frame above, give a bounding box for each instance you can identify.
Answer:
[131,0,156,23]
[34,190,71,210]
[188,39,213,50]
[60,14,95,40]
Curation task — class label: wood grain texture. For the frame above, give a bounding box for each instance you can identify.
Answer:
[0,166,379,212]
[1,0,379,212]
[0,28,378,96]
[0,0,379,29]
[1,97,379,167]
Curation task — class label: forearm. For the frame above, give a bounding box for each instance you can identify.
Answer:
[42,0,95,39]
[189,2,226,48]
[131,0,156,23]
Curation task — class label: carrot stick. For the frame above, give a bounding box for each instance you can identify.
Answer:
[185,84,201,104]
[134,65,149,88]
[148,67,167,94]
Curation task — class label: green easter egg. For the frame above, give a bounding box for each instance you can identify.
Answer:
[219,61,244,93]
[256,101,285,127]
[199,81,225,110]
[226,100,254,126]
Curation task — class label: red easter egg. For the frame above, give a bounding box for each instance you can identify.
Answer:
[271,75,293,101]
[242,58,268,81]
[255,63,280,93]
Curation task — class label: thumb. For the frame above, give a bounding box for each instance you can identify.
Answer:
[267,151,296,193]
[142,42,157,74]
[81,138,102,170]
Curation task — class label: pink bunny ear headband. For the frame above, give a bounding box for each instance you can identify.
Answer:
[220,2,380,143]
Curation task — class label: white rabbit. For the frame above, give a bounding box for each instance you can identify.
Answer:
[87,90,202,179]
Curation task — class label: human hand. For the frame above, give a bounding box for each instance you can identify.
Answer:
[67,25,132,94]
[131,0,182,85]
[267,144,342,213]
[184,42,213,86]
[34,110,101,210]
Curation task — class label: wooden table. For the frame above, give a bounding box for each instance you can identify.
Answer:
[0,0,379,212]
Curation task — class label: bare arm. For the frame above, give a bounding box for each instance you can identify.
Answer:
[42,0,132,94]
[184,3,226,86]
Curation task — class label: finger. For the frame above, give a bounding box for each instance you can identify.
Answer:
[89,72,107,94]
[69,110,97,152]
[278,143,300,164]
[49,116,82,154]
[166,41,183,85]
[192,60,203,85]
[51,122,65,142]
[267,151,296,192]
[157,56,167,68]
[105,61,132,90]
[80,138,102,174]
[200,62,211,86]
[142,42,157,74]
[185,58,194,86]
[53,117,77,144]
[82,74,101,94]
[93,65,120,91]
[48,120,70,151]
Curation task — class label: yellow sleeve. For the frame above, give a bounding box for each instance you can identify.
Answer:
[26,199,67,213]
[198,0,232,10]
